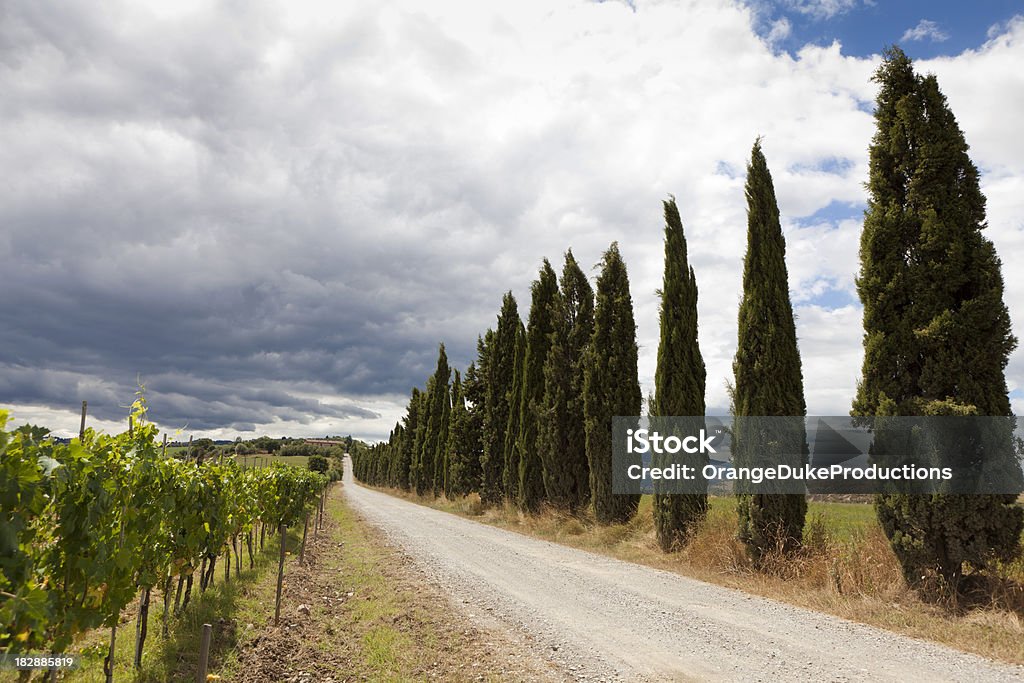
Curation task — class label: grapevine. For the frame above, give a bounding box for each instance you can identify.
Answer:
[0,397,327,672]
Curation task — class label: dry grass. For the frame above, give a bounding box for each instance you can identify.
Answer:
[382,488,1024,666]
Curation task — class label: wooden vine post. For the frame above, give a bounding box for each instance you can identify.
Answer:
[79,400,87,440]
[299,514,309,565]
[274,522,287,625]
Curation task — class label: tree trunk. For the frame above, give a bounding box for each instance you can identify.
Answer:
[173,575,185,615]
[181,574,193,612]
[133,585,151,669]
[199,556,209,591]
[162,575,172,637]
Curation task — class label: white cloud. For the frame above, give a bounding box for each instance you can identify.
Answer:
[1,1,1023,438]
[900,19,949,43]
[766,17,792,46]
[782,0,858,21]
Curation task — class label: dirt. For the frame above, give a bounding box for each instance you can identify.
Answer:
[230,490,566,682]
[343,462,1024,682]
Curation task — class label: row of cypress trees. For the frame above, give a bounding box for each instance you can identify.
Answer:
[353,46,1023,590]
[353,243,642,523]
[352,133,805,560]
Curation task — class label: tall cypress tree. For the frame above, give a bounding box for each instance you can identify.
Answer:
[652,197,708,551]
[397,387,420,491]
[502,322,526,502]
[584,243,642,524]
[433,365,453,496]
[518,260,560,512]
[417,343,450,497]
[854,47,1023,589]
[732,139,807,561]
[476,329,496,499]
[539,250,595,512]
[394,424,406,487]
[444,369,464,497]
[461,339,488,494]
[482,296,519,506]
[410,382,431,494]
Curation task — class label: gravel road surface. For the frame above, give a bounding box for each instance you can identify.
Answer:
[342,466,1023,682]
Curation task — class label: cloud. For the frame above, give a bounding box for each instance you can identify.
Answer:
[1,1,1022,441]
[766,17,793,46]
[781,0,858,21]
[900,19,949,44]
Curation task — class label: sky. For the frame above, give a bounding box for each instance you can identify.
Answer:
[2,0,1023,442]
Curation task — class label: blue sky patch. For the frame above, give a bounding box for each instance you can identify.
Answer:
[802,286,859,309]
[789,156,855,175]
[753,1,1022,60]
[794,198,866,224]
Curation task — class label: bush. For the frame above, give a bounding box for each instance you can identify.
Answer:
[308,454,329,473]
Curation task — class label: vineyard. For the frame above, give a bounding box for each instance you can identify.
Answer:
[0,397,329,679]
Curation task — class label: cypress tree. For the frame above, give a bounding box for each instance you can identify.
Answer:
[387,422,404,487]
[410,382,431,494]
[854,47,1023,589]
[584,243,642,524]
[417,344,450,497]
[518,260,560,512]
[481,296,520,506]
[476,329,496,499]
[461,340,488,494]
[502,322,526,502]
[539,250,595,512]
[732,139,807,561]
[451,363,486,497]
[433,366,452,496]
[652,197,708,552]
[397,387,420,491]
[444,369,464,496]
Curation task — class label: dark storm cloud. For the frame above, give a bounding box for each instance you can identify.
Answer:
[0,0,502,430]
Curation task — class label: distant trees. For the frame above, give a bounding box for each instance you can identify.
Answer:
[853,47,1023,590]
[732,139,807,562]
[651,197,708,552]
[351,242,643,527]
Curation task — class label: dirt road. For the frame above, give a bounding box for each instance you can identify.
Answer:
[342,467,1023,682]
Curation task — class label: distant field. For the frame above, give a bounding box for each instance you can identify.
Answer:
[236,454,310,468]
[644,495,878,540]
[161,447,311,469]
